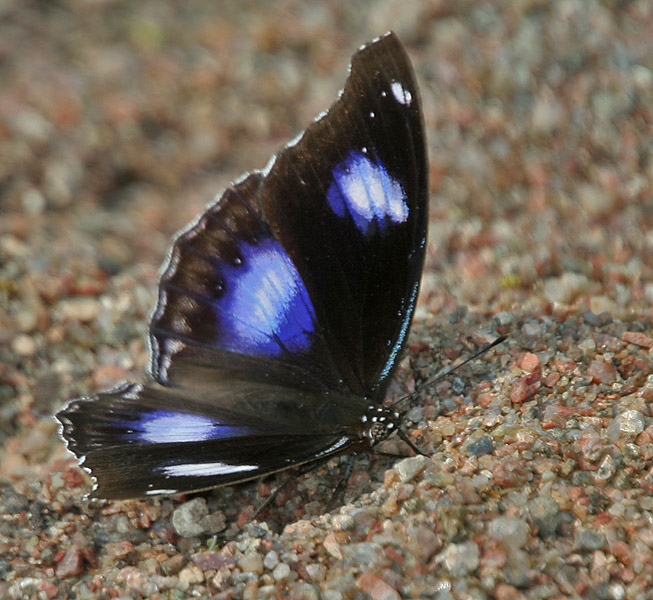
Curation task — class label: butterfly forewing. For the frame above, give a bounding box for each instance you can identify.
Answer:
[260,34,427,396]
[56,32,428,499]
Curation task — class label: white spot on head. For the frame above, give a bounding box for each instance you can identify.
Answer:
[391,81,412,106]
[369,111,375,118]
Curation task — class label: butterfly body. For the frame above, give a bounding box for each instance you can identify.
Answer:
[57,31,428,500]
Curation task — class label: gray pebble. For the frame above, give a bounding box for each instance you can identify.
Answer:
[607,409,646,441]
[171,498,209,538]
[464,435,494,456]
[395,455,429,483]
[575,528,605,551]
[488,516,530,548]
[342,542,384,565]
[528,496,563,537]
[263,550,279,570]
[440,541,480,576]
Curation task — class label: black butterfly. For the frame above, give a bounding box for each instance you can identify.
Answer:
[56,31,428,499]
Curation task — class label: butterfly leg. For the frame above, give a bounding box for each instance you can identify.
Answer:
[371,429,430,458]
[398,429,430,456]
[252,458,336,520]
[327,454,357,511]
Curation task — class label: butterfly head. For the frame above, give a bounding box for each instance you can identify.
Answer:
[361,405,401,444]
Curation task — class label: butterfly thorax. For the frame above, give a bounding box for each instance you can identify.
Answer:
[361,405,401,444]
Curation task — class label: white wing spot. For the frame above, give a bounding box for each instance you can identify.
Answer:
[391,81,412,106]
[145,488,178,496]
[161,462,258,478]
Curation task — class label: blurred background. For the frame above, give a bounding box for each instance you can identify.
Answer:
[2,0,651,415]
[1,1,652,597]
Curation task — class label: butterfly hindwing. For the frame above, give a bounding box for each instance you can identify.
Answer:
[59,381,366,498]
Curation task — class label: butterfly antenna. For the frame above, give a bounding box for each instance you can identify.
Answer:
[392,334,507,410]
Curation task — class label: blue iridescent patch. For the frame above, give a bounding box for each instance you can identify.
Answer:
[327,150,408,234]
[128,410,250,443]
[216,237,316,356]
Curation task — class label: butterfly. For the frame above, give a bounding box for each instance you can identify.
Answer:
[56,31,428,500]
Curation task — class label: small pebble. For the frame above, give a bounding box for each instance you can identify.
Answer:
[12,334,37,356]
[178,564,204,584]
[575,528,606,551]
[55,546,84,579]
[57,297,101,322]
[272,563,290,581]
[528,496,563,537]
[440,541,480,576]
[488,517,530,548]
[621,331,652,348]
[607,410,646,440]
[323,532,344,559]
[305,563,326,582]
[263,550,279,570]
[238,551,264,574]
[587,358,617,384]
[356,572,401,600]
[394,455,429,483]
[171,498,209,538]
[517,352,540,372]
[543,273,589,304]
[465,435,494,456]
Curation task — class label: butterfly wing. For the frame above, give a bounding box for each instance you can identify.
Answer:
[261,33,428,397]
[59,382,364,499]
[149,171,344,394]
[150,31,428,398]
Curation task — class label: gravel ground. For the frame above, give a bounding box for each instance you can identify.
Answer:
[1,1,653,599]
